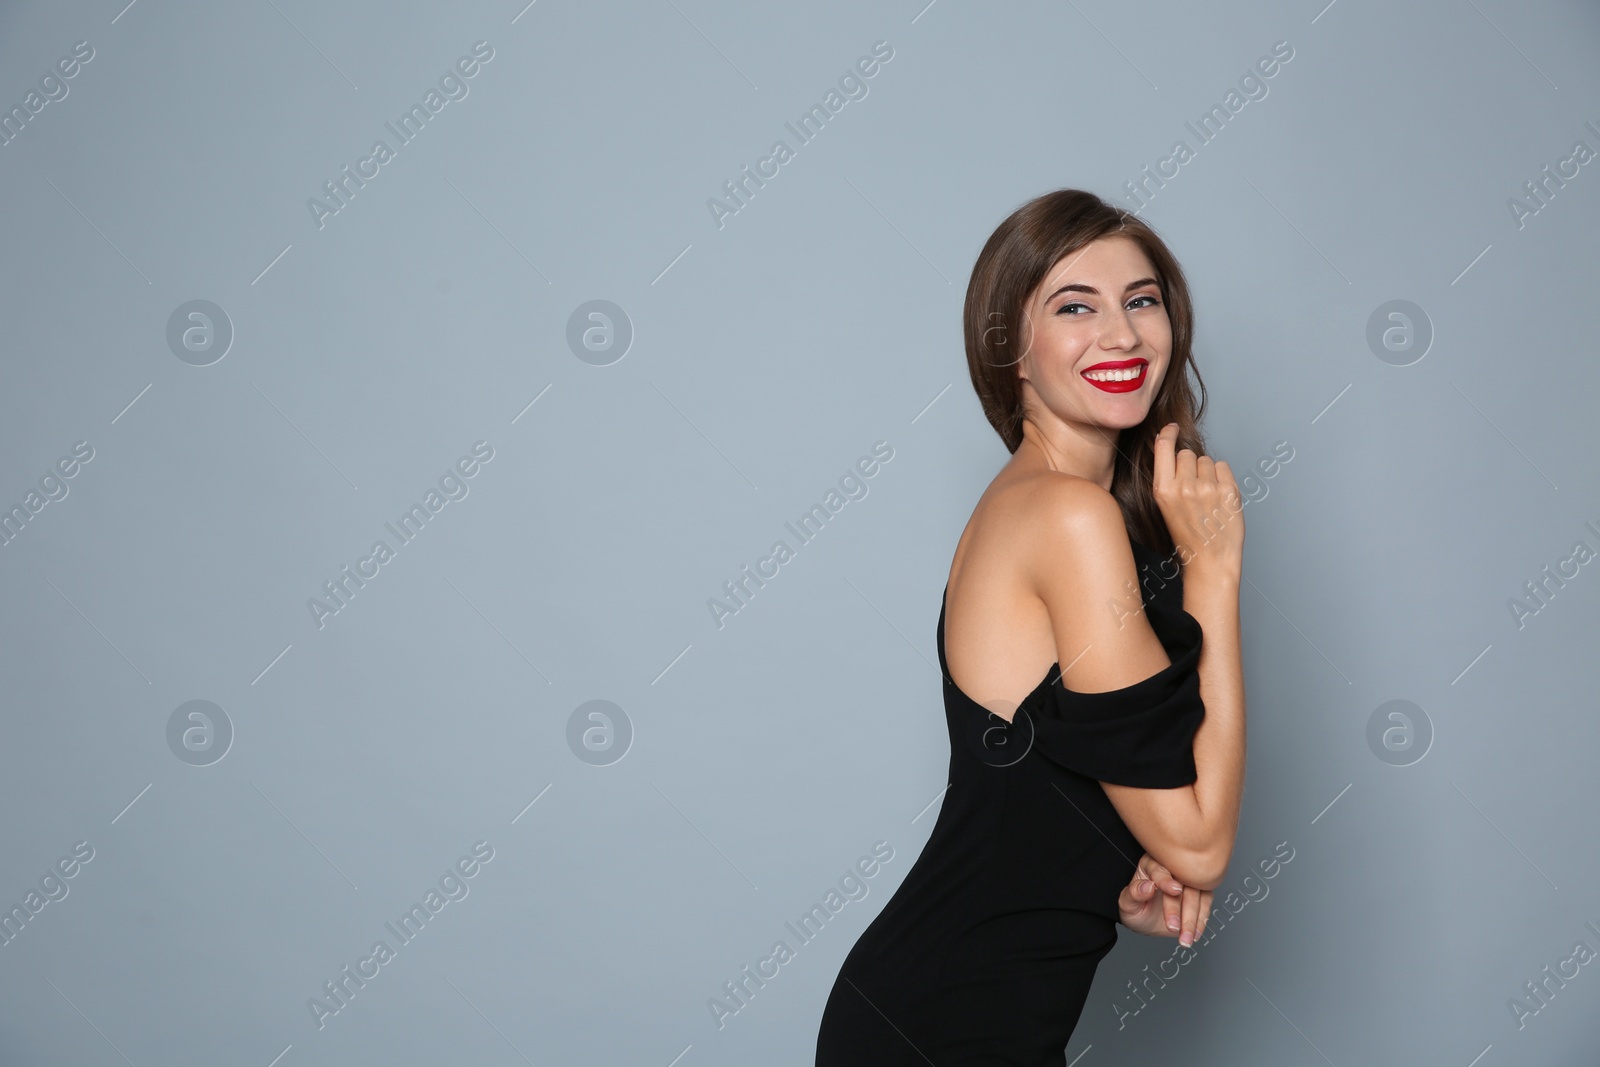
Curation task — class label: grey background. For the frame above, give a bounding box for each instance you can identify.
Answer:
[1,0,1597,1064]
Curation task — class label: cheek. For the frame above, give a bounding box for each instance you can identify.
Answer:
[1040,323,1091,364]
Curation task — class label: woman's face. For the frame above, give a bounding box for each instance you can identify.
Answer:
[1016,234,1172,432]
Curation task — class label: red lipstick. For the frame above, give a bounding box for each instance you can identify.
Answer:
[1080,358,1147,394]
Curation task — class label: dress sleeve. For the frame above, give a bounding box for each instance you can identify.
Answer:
[1029,599,1206,788]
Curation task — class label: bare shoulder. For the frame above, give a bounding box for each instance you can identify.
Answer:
[1011,473,1166,694]
[944,469,1153,712]
[985,470,1131,589]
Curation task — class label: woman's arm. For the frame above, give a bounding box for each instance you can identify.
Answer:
[1026,428,1245,890]
[1177,565,1245,885]
[1028,485,1226,888]
[1104,421,1246,889]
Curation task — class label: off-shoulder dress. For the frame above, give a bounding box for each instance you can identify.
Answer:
[814,539,1207,1066]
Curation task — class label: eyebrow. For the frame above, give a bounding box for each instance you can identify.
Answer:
[1043,276,1160,303]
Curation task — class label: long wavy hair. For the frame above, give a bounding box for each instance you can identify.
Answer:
[962,189,1208,558]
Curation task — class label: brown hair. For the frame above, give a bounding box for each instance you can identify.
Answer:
[962,188,1208,557]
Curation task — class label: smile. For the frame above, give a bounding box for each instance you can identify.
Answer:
[1080,358,1147,393]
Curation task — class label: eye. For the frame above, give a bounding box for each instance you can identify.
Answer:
[1056,294,1162,315]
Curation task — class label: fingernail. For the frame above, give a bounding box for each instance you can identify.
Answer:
[1167,915,1180,931]
[1169,882,1182,894]
[1138,880,1152,894]
[1180,931,1192,947]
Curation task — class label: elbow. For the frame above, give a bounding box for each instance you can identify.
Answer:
[1181,809,1239,891]
[1187,839,1238,892]
[1166,833,1236,891]
[1185,857,1228,892]
[1165,850,1227,892]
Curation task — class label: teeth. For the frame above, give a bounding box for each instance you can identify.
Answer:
[1083,365,1144,382]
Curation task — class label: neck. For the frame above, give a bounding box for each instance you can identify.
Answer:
[1016,418,1119,491]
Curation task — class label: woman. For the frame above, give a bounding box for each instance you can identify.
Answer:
[814,189,1247,1065]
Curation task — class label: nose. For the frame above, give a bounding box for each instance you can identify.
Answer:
[1099,304,1140,351]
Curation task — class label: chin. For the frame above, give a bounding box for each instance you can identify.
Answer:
[1105,412,1152,432]
[1080,392,1153,425]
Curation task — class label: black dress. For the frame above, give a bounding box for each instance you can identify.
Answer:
[814,539,1207,1066]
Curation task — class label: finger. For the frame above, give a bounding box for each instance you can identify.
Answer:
[1181,886,1201,946]
[1140,858,1181,896]
[1195,891,1213,939]
[1175,445,1197,483]
[1196,454,1215,483]
[1117,885,1136,918]
[1124,862,1154,902]
[1152,423,1178,491]
[1213,459,1241,508]
[1163,885,1182,934]
[1128,858,1148,892]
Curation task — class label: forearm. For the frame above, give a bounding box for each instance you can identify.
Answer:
[1181,570,1246,879]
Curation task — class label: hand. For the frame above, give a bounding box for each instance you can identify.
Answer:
[1117,852,1212,947]
[1152,422,1243,584]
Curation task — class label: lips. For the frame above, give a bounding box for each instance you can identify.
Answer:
[1081,358,1147,394]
